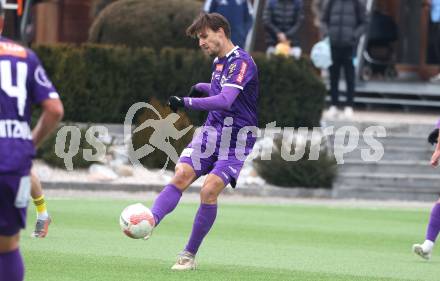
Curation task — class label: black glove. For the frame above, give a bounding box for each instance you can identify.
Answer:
[428,128,439,145]
[188,85,204,98]
[168,96,184,113]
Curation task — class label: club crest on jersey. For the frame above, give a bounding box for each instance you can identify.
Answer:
[216,64,224,72]
[236,62,248,84]
[227,63,237,78]
[35,65,53,88]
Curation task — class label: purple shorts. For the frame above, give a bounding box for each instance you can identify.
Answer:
[179,155,244,188]
[0,174,29,236]
[178,133,254,188]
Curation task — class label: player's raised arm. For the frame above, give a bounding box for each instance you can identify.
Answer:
[169,86,239,112]
[169,54,255,113]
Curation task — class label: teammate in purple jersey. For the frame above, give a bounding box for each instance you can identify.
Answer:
[412,119,440,260]
[0,4,64,280]
[148,13,259,270]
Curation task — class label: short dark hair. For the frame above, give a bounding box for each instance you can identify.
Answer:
[186,13,231,39]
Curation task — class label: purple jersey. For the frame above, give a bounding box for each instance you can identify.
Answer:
[0,37,59,176]
[179,47,259,187]
[206,46,258,127]
[205,46,258,148]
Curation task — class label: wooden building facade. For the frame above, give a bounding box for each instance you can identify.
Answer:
[16,0,440,79]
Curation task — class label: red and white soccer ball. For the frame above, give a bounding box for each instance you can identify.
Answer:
[119,203,155,239]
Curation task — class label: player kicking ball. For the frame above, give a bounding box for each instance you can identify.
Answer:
[147,12,259,270]
[412,123,440,260]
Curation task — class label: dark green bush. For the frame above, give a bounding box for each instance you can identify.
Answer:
[131,98,195,170]
[255,55,327,128]
[33,44,157,123]
[254,138,337,188]
[33,44,326,128]
[91,0,120,18]
[37,126,101,169]
[89,0,202,50]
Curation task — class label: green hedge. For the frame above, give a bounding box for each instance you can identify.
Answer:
[91,0,119,18]
[89,0,202,50]
[254,138,337,188]
[33,44,326,128]
[37,126,101,169]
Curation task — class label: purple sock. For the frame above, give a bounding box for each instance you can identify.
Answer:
[426,203,440,242]
[185,203,217,255]
[0,248,24,281]
[151,184,182,226]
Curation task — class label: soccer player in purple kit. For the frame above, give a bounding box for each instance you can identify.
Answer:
[149,12,259,270]
[0,3,64,280]
[412,120,440,260]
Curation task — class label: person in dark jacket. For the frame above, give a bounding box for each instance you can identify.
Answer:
[204,0,254,48]
[263,0,304,55]
[322,0,366,119]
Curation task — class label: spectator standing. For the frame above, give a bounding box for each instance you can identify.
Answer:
[262,0,304,58]
[204,0,254,48]
[322,0,366,119]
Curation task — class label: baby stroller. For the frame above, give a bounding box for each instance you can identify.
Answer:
[361,10,399,81]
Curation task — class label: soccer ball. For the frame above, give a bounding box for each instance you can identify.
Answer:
[119,203,155,239]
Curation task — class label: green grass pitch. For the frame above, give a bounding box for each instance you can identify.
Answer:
[21,197,440,281]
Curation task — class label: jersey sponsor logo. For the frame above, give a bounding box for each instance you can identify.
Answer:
[236,62,248,84]
[0,42,27,58]
[0,119,32,140]
[216,64,224,72]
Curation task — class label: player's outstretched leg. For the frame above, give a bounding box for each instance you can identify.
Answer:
[30,170,51,238]
[150,164,196,230]
[172,174,223,270]
[413,201,440,260]
[150,184,182,226]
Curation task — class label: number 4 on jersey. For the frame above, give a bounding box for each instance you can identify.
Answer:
[1,60,28,117]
